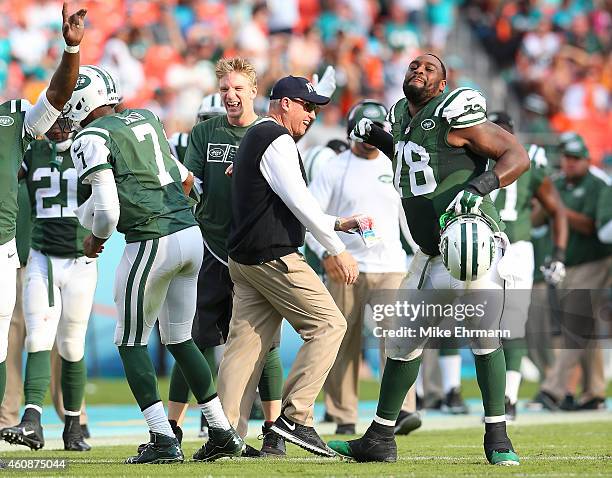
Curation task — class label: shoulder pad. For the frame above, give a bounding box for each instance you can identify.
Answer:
[436,88,487,129]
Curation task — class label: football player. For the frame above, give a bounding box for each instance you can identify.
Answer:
[328,54,529,465]
[488,112,568,420]
[64,65,243,464]
[1,118,95,451]
[0,2,85,422]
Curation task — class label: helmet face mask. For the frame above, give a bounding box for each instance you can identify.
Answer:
[439,213,498,282]
[63,66,120,130]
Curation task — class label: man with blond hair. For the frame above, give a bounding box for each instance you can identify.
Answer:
[167,58,285,456]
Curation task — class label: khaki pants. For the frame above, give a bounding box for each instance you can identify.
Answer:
[541,257,611,402]
[0,269,88,427]
[324,272,415,425]
[217,253,346,431]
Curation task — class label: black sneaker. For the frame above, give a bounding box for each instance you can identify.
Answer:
[335,423,356,435]
[533,390,560,411]
[577,397,606,411]
[505,397,517,421]
[81,423,91,439]
[137,420,182,454]
[441,387,469,414]
[328,421,397,462]
[192,426,244,462]
[1,420,44,450]
[261,420,286,456]
[126,432,183,464]
[394,410,422,435]
[63,416,91,451]
[484,422,519,465]
[559,394,577,411]
[199,414,209,438]
[242,443,264,458]
[270,413,334,457]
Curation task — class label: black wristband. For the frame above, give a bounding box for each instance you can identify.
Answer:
[466,170,500,196]
[552,246,565,263]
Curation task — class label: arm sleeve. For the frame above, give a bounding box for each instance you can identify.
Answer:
[260,135,346,256]
[89,168,120,239]
[23,90,61,138]
[368,123,394,160]
[71,132,113,183]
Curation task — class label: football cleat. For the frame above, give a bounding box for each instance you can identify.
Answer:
[126,432,183,464]
[261,420,286,456]
[192,426,244,462]
[63,417,91,451]
[137,420,182,454]
[484,422,519,466]
[1,420,45,450]
[328,421,396,462]
[394,410,422,435]
[442,387,469,414]
[270,414,335,457]
[335,423,356,435]
[241,443,264,458]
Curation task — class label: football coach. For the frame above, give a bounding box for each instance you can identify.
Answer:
[216,76,361,457]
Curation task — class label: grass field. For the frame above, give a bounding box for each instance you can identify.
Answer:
[1,421,610,477]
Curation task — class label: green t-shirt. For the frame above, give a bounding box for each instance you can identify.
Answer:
[0,99,35,245]
[183,114,257,262]
[491,144,549,243]
[72,109,197,243]
[554,171,611,266]
[388,88,502,254]
[23,140,91,257]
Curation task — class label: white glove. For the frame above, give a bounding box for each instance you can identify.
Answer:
[313,65,336,99]
[350,118,373,143]
[541,260,566,287]
[446,189,483,215]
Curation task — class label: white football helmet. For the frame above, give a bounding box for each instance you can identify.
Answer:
[197,93,226,123]
[439,213,498,282]
[63,65,120,129]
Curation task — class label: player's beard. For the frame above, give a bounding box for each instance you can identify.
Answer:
[403,79,432,105]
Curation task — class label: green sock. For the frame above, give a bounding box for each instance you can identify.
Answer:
[24,351,51,408]
[502,338,526,372]
[258,347,283,402]
[61,357,86,413]
[166,340,216,403]
[202,347,218,382]
[118,345,160,410]
[0,361,5,405]
[474,348,506,417]
[376,356,422,422]
[168,362,191,403]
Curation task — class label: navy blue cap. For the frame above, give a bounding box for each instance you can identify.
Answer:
[270,76,330,105]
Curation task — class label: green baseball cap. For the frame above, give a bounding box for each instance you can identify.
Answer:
[560,134,589,158]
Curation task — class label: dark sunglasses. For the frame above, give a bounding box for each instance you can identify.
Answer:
[290,98,318,113]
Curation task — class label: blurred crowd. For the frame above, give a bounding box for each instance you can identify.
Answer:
[466,0,611,165]
[1,0,610,163]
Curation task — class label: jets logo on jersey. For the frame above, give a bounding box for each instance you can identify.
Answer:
[207,143,238,163]
[421,119,435,131]
[0,116,14,127]
[74,74,92,91]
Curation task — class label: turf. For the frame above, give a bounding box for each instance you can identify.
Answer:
[1,421,609,477]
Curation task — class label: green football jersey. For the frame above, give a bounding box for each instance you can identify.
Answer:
[72,109,197,243]
[0,99,35,245]
[169,132,190,164]
[388,88,502,254]
[184,114,257,262]
[555,170,611,267]
[490,144,549,243]
[23,140,91,257]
